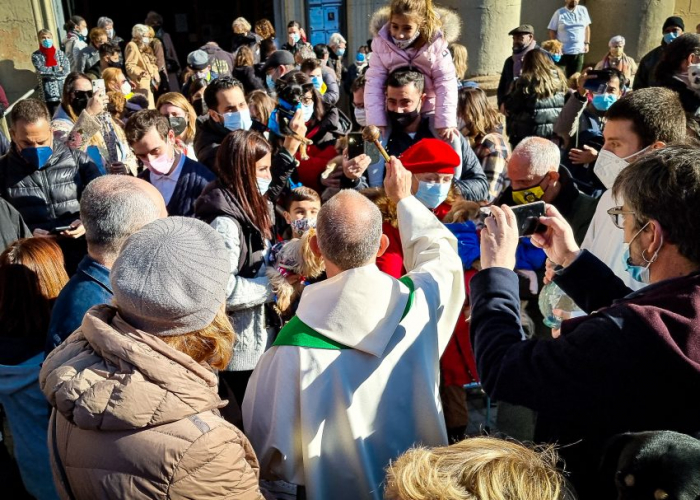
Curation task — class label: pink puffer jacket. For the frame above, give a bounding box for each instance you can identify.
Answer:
[365,6,461,129]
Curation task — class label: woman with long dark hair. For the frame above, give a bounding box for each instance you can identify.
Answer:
[0,238,68,499]
[505,49,567,147]
[195,119,305,410]
[655,33,700,114]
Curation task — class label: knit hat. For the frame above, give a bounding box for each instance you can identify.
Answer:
[187,49,210,70]
[400,138,460,175]
[663,16,684,32]
[111,217,230,336]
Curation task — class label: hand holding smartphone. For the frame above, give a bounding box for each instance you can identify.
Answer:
[479,201,546,236]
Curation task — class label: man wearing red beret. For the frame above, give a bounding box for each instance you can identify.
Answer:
[376,138,459,278]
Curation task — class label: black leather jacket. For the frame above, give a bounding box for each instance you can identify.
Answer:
[0,141,102,231]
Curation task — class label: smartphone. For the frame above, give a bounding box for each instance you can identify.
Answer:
[51,225,72,234]
[347,132,382,164]
[92,79,105,94]
[583,70,611,94]
[347,132,364,160]
[479,201,546,236]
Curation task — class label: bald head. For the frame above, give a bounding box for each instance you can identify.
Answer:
[316,190,383,271]
[80,175,167,265]
[509,137,561,186]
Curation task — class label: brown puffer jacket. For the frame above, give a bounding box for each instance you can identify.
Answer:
[39,304,265,500]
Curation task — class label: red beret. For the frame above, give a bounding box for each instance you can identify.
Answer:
[399,138,460,175]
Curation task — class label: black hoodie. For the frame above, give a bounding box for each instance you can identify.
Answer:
[470,250,700,498]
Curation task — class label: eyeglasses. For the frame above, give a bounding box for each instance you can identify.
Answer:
[607,206,635,229]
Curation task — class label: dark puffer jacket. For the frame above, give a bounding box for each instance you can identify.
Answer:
[505,85,565,148]
[0,141,102,231]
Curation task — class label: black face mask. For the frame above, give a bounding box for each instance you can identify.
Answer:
[71,90,92,115]
[107,60,122,69]
[192,99,205,116]
[168,116,188,136]
[388,109,420,130]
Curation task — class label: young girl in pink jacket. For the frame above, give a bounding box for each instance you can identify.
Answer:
[365,0,461,141]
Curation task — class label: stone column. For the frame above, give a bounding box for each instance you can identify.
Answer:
[345,0,385,57]
[587,0,675,63]
[442,0,522,76]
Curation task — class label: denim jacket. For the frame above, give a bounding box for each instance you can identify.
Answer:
[46,255,112,355]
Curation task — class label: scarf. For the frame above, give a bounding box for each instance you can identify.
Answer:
[512,39,537,77]
[40,45,57,67]
[601,55,630,79]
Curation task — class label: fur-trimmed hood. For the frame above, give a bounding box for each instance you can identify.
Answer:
[369,5,462,44]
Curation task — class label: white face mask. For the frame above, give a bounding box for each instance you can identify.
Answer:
[593,146,650,190]
[142,37,151,45]
[80,27,88,37]
[392,30,420,50]
[354,107,367,127]
[120,82,132,96]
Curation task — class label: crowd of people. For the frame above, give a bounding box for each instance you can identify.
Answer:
[1,0,700,498]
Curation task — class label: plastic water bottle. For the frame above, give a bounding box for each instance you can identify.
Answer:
[538,282,579,329]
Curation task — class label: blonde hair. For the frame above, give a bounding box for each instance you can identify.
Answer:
[541,39,563,54]
[132,24,149,39]
[247,90,275,127]
[384,437,564,500]
[156,92,197,144]
[390,0,441,46]
[159,308,234,370]
[450,43,468,79]
[232,17,252,34]
[519,50,567,99]
[102,67,125,93]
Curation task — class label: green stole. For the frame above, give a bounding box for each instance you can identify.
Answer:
[273,276,415,350]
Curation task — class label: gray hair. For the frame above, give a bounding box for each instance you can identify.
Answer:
[80,176,163,260]
[511,137,561,177]
[97,17,113,28]
[329,33,347,47]
[132,24,149,39]
[232,17,251,33]
[316,190,382,271]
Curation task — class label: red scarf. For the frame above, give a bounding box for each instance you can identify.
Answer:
[39,45,57,67]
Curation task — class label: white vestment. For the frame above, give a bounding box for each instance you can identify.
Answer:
[242,196,465,500]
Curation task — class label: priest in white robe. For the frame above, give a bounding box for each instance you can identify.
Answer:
[242,155,465,500]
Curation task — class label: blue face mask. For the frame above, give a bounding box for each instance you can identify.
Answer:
[415,181,451,209]
[311,75,323,91]
[336,48,345,57]
[257,176,271,195]
[266,74,275,91]
[621,222,663,284]
[221,108,252,132]
[663,31,679,44]
[592,93,618,111]
[290,32,300,44]
[21,146,53,169]
[41,39,53,49]
[551,53,562,63]
[356,53,366,63]
[301,102,314,122]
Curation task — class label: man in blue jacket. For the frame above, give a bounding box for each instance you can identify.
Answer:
[46,176,166,354]
[126,110,215,217]
[470,145,700,498]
